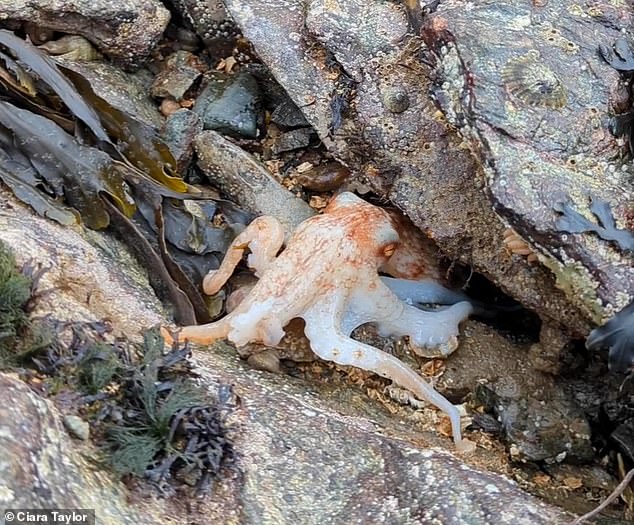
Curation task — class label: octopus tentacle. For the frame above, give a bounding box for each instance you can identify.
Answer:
[348,278,473,357]
[160,318,230,346]
[203,215,285,295]
[303,297,474,451]
[381,276,471,306]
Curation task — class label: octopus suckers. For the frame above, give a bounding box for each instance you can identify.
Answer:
[502,52,567,109]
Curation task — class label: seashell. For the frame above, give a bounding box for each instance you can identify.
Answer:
[502,51,567,109]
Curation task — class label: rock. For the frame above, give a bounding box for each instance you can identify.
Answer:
[0,187,166,339]
[425,0,634,326]
[0,178,576,524]
[194,130,315,233]
[271,99,310,128]
[271,127,314,154]
[55,59,164,129]
[0,0,170,68]
[440,323,594,464]
[162,109,204,172]
[195,71,262,138]
[63,414,90,440]
[295,161,350,192]
[167,0,239,50]
[220,0,632,341]
[150,50,206,101]
[0,374,166,525]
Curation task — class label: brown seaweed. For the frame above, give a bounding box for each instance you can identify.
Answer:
[554,198,634,252]
[0,29,112,143]
[0,31,246,324]
[586,301,634,373]
[0,100,135,229]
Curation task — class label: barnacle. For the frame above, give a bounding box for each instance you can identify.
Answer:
[502,51,567,109]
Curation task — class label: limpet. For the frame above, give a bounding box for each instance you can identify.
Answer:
[502,51,567,109]
[382,89,410,113]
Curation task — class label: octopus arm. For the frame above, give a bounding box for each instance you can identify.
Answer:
[203,215,285,295]
[381,276,471,306]
[302,294,474,452]
[346,279,473,357]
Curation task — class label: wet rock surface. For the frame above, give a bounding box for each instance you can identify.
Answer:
[0,0,170,67]
[1,5,633,522]
[425,0,634,325]
[195,71,262,138]
[223,0,600,340]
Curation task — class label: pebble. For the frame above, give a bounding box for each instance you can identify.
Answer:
[63,415,90,441]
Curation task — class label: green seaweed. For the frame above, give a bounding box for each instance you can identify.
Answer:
[0,241,32,362]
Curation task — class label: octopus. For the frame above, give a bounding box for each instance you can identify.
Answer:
[162,192,476,451]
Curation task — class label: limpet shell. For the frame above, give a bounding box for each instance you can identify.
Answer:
[382,89,410,113]
[502,51,567,109]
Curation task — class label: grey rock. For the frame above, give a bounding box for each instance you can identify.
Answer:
[0,373,164,525]
[194,130,315,233]
[63,414,90,440]
[0,187,166,338]
[162,109,203,172]
[195,71,263,139]
[272,127,314,154]
[440,323,594,464]
[150,50,205,101]
[271,99,310,128]
[427,0,634,326]
[56,59,163,129]
[0,0,170,68]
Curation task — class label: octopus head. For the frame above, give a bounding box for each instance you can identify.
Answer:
[325,192,401,266]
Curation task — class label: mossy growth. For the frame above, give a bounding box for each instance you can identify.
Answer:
[0,241,31,354]
[0,240,53,368]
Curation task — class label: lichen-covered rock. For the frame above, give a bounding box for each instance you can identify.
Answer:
[0,0,170,68]
[222,0,633,341]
